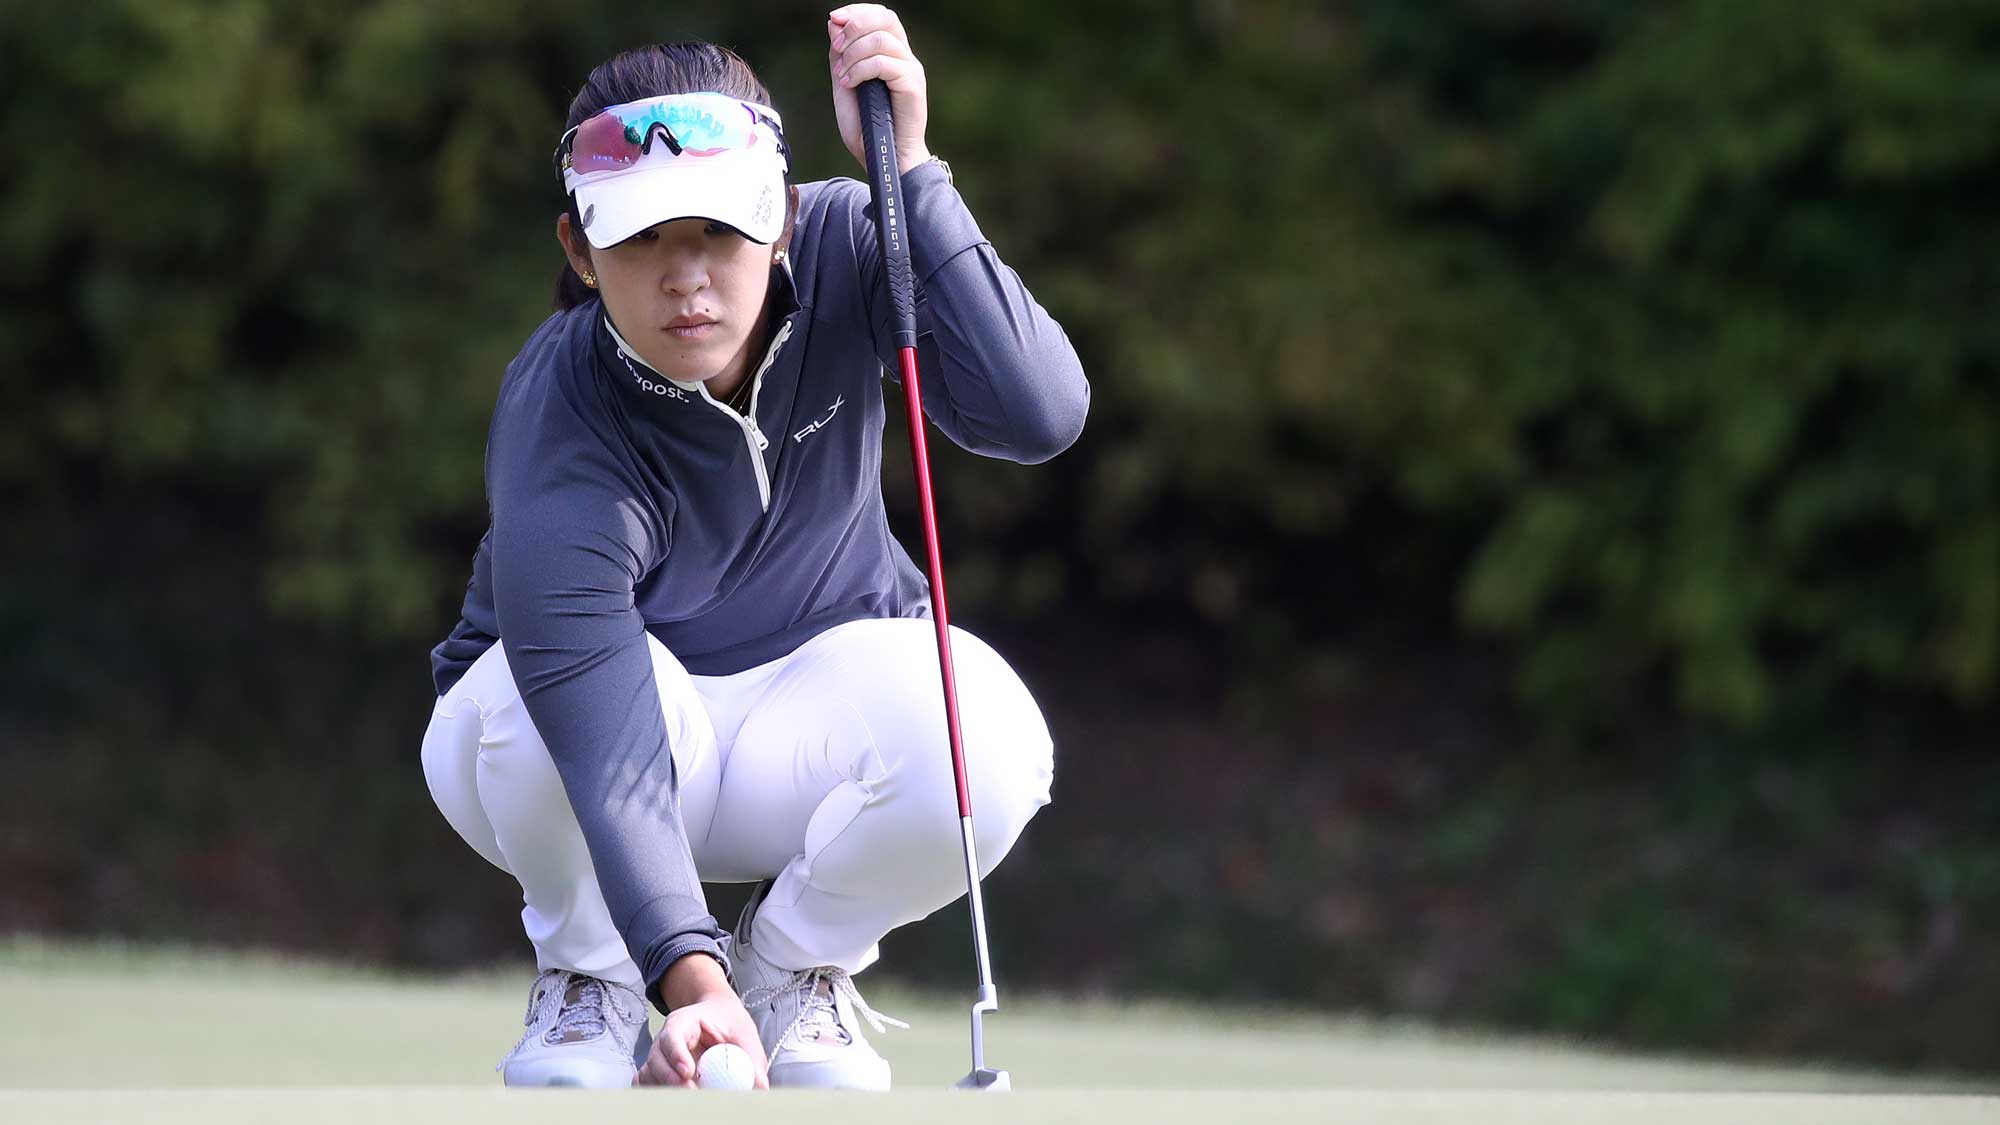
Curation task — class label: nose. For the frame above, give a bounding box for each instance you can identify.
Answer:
[660,258,710,297]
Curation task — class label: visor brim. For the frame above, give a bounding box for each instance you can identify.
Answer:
[572,156,786,249]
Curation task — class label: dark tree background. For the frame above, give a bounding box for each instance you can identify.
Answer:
[3,0,1995,1071]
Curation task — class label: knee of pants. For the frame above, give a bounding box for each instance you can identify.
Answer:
[859,625,1055,867]
[421,698,509,873]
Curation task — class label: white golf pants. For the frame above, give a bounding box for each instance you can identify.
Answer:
[420,617,1054,990]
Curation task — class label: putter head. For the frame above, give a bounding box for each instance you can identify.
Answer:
[955,1067,1012,1091]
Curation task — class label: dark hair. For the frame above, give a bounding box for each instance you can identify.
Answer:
[553,42,782,311]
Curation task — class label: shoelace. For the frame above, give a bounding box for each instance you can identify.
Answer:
[750,966,908,1048]
[506,969,637,1053]
[547,976,611,1044]
[500,970,564,1069]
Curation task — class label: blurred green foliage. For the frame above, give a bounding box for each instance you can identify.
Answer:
[6,0,1993,726]
[3,0,1996,1068]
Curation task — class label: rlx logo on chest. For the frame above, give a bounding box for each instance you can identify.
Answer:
[793,396,844,444]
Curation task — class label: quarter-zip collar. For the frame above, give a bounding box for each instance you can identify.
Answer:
[590,255,801,513]
[696,318,791,511]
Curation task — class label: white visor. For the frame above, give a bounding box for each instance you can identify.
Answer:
[559,93,790,249]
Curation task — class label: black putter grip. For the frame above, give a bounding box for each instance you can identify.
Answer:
[859,79,919,350]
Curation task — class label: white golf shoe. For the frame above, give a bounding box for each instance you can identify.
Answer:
[497,968,651,1088]
[728,885,908,1090]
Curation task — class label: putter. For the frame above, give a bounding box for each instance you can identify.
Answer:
[857,77,1011,1094]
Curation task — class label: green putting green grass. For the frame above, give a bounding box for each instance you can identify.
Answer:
[1,937,1992,1123]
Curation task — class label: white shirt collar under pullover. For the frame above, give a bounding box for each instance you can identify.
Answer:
[600,279,797,513]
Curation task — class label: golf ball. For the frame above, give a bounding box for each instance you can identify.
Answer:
[696,1043,755,1091]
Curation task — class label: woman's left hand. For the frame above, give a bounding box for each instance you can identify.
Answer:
[827,5,932,175]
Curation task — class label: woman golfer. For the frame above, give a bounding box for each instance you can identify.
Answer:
[420,6,1087,1091]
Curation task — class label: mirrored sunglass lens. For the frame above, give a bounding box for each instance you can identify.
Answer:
[640,100,742,154]
[569,98,765,174]
[571,113,641,173]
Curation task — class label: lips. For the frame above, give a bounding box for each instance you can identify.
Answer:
[662,314,718,342]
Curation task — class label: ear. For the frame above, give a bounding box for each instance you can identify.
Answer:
[774,185,801,259]
[555,212,595,280]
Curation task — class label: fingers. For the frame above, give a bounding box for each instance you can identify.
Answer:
[830,28,912,71]
[634,1034,689,1087]
[828,4,906,41]
[831,31,917,93]
[650,1020,700,1087]
[837,51,924,93]
[827,6,919,90]
[689,1015,768,1089]
[700,1016,772,1089]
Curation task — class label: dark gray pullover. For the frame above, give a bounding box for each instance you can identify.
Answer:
[430,161,1088,1004]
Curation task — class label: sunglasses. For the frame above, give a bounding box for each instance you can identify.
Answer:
[555,92,789,181]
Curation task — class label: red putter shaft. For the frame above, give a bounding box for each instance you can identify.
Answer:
[896,345,974,819]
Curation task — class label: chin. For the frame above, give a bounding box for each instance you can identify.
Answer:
[644,352,709,381]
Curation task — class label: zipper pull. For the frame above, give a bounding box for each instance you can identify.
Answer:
[748,420,769,451]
